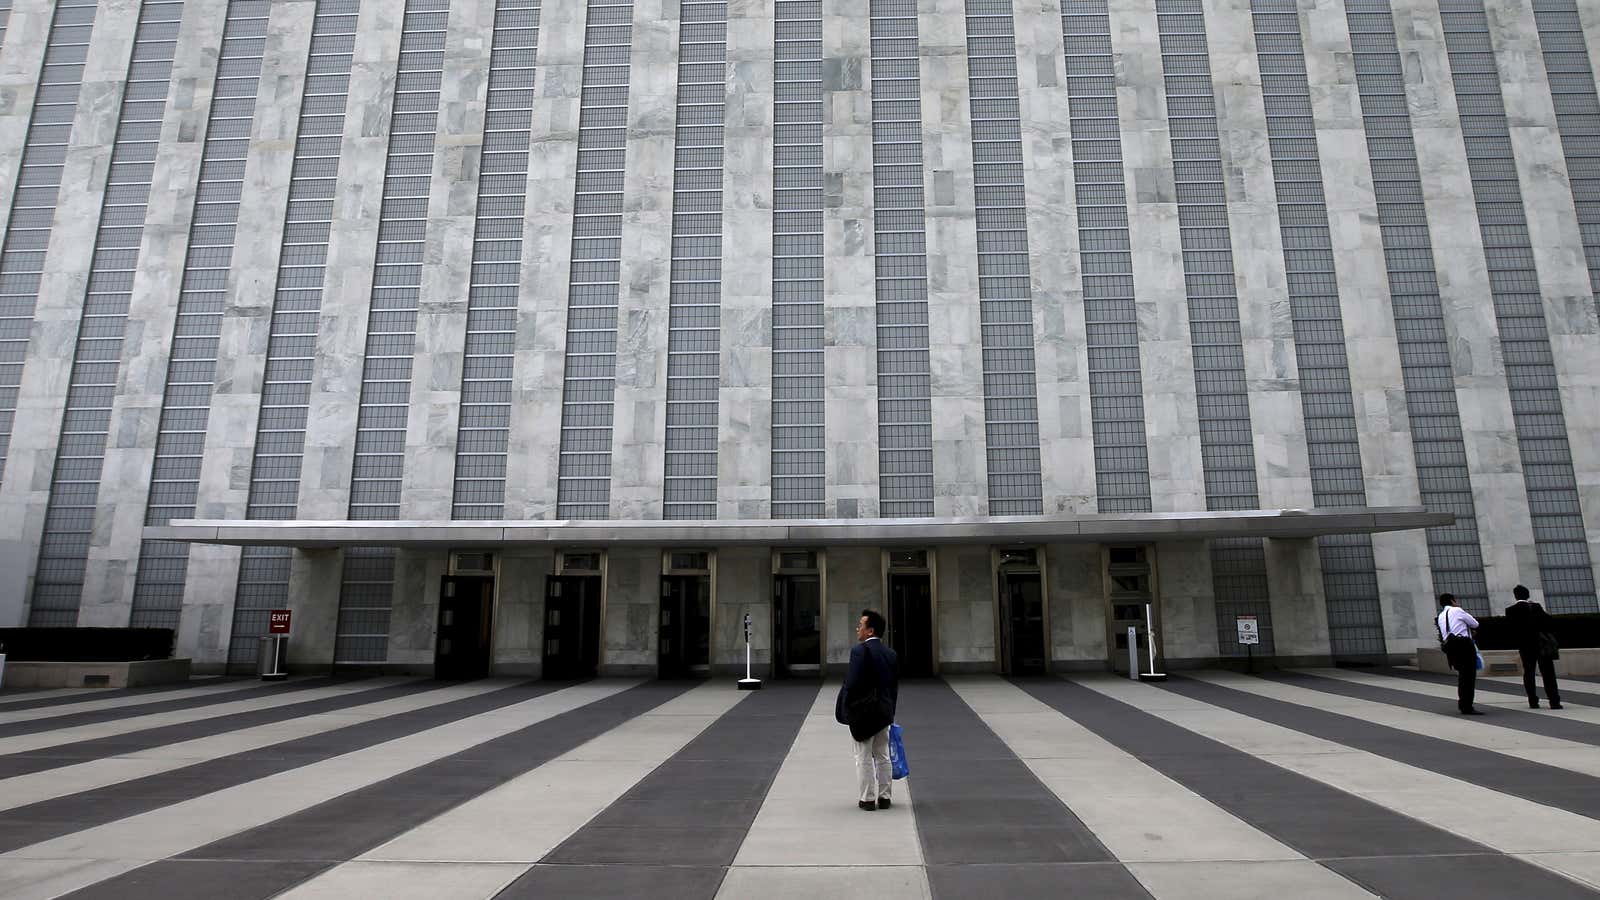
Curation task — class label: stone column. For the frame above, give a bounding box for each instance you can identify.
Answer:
[602,544,658,675]
[1264,536,1332,660]
[1044,543,1106,668]
[1392,0,1534,602]
[825,545,876,672]
[283,546,342,669]
[385,548,445,670]
[921,0,988,516]
[494,546,554,675]
[81,0,230,628]
[713,544,768,672]
[0,0,53,237]
[1156,540,1218,663]
[935,543,995,672]
[504,0,583,520]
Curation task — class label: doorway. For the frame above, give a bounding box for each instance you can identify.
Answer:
[773,549,821,677]
[996,548,1047,676]
[544,550,603,679]
[436,574,494,680]
[885,549,934,678]
[1104,545,1160,674]
[659,550,712,678]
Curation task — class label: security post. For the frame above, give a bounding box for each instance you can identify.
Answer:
[1137,603,1167,682]
[1236,614,1259,673]
[737,611,762,690]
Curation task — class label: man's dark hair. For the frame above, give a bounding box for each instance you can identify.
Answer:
[1439,593,1455,608]
[1513,584,1530,601]
[861,609,886,637]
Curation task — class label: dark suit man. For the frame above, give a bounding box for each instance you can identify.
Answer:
[835,608,899,811]
[1436,593,1481,715]
[1506,584,1562,709]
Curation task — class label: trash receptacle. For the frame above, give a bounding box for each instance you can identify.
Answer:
[257,635,288,680]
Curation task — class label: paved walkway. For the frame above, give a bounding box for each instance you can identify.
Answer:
[0,669,1598,899]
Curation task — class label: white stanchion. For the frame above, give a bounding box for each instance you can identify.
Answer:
[1137,603,1168,682]
[737,611,762,691]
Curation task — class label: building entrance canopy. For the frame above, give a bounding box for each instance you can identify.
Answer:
[146,507,1451,549]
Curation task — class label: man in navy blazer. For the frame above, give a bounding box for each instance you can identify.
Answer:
[836,608,899,811]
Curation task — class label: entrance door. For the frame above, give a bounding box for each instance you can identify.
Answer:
[437,574,494,680]
[659,574,711,678]
[773,574,821,677]
[544,575,601,679]
[1105,546,1159,674]
[998,569,1046,676]
[887,572,933,677]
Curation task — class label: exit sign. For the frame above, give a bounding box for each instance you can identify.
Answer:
[268,609,292,634]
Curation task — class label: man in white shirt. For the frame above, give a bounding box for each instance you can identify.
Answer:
[1436,593,1482,715]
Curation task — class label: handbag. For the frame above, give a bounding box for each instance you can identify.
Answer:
[1538,631,1560,661]
[888,723,910,780]
[847,687,892,741]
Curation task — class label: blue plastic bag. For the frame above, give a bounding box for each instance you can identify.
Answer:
[889,723,910,780]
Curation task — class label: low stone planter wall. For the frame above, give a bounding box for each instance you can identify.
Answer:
[0,657,191,689]
[1417,647,1600,677]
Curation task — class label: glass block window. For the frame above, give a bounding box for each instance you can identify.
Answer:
[333,0,452,662]
[1062,0,1151,514]
[770,0,825,519]
[1155,0,1275,654]
[1249,0,1384,656]
[0,0,99,493]
[869,0,934,518]
[1530,0,1600,323]
[556,0,635,519]
[1438,0,1598,613]
[451,0,541,520]
[131,0,272,631]
[663,0,726,520]
[29,0,184,628]
[965,0,1043,516]
[1343,0,1490,615]
[229,0,362,671]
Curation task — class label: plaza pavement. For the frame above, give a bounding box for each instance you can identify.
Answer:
[1,669,1599,899]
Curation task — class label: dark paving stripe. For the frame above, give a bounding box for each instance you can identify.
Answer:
[1264,671,1600,746]
[58,682,700,900]
[1018,677,1600,900]
[0,680,238,713]
[500,681,818,900]
[0,677,339,738]
[0,679,557,855]
[902,680,1150,900]
[1374,667,1600,707]
[1163,676,1600,823]
[0,679,438,779]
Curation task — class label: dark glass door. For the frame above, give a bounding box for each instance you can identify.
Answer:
[999,571,1046,676]
[659,574,710,678]
[887,572,934,677]
[773,574,821,676]
[543,575,601,679]
[436,575,494,680]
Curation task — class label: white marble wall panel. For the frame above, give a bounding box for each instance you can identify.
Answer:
[385,549,444,668]
[0,0,139,619]
[717,0,774,519]
[920,0,988,516]
[81,0,229,627]
[493,547,555,675]
[1018,0,1095,515]
[825,546,876,667]
[1299,0,1432,647]
[1111,0,1204,514]
[1484,0,1600,585]
[180,0,316,668]
[935,543,994,668]
[0,0,53,245]
[1264,536,1331,658]
[504,0,582,520]
[601,544,658,672]
[1392,0,1534,600]
[823,0,879,519]
[1044,543,1105,665]
[714,544,770,669]
[1154,540,1218,660]
[283,547,342,667]
[399,0,498,522]
[610,0,675,521]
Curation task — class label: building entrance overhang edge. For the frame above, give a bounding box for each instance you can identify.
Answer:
[144,507,1452,549]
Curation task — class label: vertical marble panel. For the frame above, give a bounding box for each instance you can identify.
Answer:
[0,0,53,244]
[714,544,770,669]
[1155,540,1218,661]
[385,548,445,669]
[1044,542,1105,665]
[503,0,583,519]
[399,0,498,522]
[80,0,229,628]
[493,547,555,675]
[600,544,658,672]
[282,547,343,667]
[921,0,989,516]
[1264,536,1331,658]
[935,543,994,668]
[825,546,878,668]
[717,0,774,519]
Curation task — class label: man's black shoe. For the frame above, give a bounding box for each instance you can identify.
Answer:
[1530,701,1541,709]
[1551,703,1564,710]
[858,800,877,811]
[1462,708,1485,716]
[877,798,891,809]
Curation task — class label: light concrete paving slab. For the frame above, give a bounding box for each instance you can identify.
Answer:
[1517,853,1600,892]
[729,683,923,868]
[0,679,269,726]
[1074,676,1600,888]
[270,860,527,900]
[1307,669,1600,726]
[1126,860,1382,900]
[0,679,409,756]
[715,865,931,900]
[0,682,638,900]
[1185,672,1600,778]
[0,680,513,813]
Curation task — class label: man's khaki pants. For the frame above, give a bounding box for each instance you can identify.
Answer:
[853,727,892,803]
